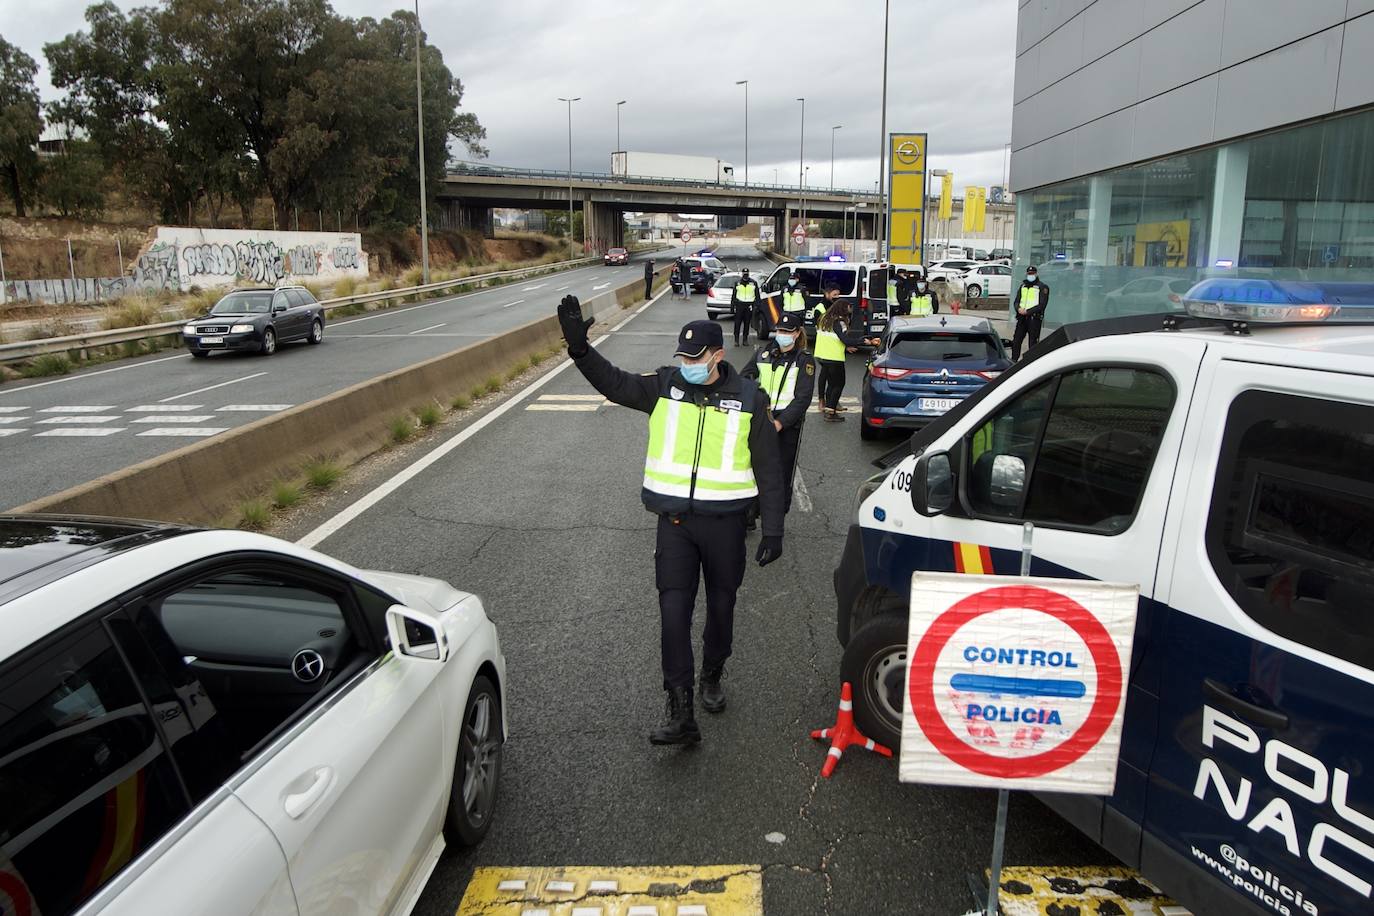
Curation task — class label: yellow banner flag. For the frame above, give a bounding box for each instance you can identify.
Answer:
[939,172,953,221]
[962,188,974,232]
[973,186,987,233]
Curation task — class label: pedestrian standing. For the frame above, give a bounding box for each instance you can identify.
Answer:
[742,311,814,514]
[643,259,655,300]
[813,301,879,421]
[1012,266,1050,360]
[888,268,913,317]
[731,268,759,346]
[557,297,786,746]
[910,275,939,316]
[780,274,807,317]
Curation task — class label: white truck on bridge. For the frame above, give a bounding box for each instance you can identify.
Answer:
[611,151,735,185]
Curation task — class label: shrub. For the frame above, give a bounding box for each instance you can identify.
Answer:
[332,276,358,298]
[470,384,486,400]
[390,415,414,443]
[305,459,342,489]
[272,482,302,509]
[101,297,163,329]
[414,402,442,427]
[238,500,270,531]
[22,353,72,378]
[484,375,502,394]
[451,394,471,410]
[529,350,545,366]
[401,267,424,289]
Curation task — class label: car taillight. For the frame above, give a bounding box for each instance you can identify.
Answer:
[707,289,717,298]
[871,366,914,380]
[975,370,1002,380]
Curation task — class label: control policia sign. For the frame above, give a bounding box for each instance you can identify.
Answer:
[900,572,1138,794]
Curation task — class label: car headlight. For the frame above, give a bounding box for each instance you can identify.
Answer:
[230,324,254,333]
[855,468,889,515]
[182,324,196,334]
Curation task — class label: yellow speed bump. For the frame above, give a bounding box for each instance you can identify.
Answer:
[457,865,763,916]
[991,866,1191,915]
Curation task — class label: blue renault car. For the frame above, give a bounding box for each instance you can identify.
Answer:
[859,315,1011,440]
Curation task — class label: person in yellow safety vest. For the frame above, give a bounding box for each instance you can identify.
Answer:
[731,268,759,346]
[909,275,939,316]
[812,283,844,325]
[1011,265,1050,360]
[557,297,786,746]
[741,311,815,515]
[887,268,913,317]
[780,275,807,316]
[813,300,881,421]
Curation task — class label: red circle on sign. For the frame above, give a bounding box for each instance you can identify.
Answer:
[907,584,1123,779]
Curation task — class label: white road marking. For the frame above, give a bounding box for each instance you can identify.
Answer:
[500,299,526,309]
[158,372,267,402]
[217,404,293,411]
[536,394,605,401]
[131,415,214,423]
[408,323,447,335]
[588,880,618,892]
[35,428,125,437]
[38,405,114,413]
[0,406,27,413]
[525,404,599,412]
[545,880,575,893]
[0,353,188,397]
[331,333,489,339]
[127,404,204,412]
[496,880,526,892]
[0,417,28,424]
[521,284,546,291]
[793,473,813,514]
[592,283,611,290]
[555,285,571,291]
[136,427,230,437]
[35,415,119,424]
[0,429,26,437]
[299,282,670,548]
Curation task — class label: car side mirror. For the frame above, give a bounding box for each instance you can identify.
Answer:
[989,454,1026,511]
[385,604,449,662]
[910,451,955,517]
[273,304,288,314]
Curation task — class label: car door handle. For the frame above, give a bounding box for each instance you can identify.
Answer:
[283,766,333,819]
[1202,678,1290,732]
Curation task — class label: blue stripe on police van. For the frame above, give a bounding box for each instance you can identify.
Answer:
[950,673,1088,699]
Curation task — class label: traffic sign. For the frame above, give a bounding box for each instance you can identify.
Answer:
[680,227,692,243]
[792,223,806,246]
[1323,244,1340,265]
[899,572,1138,794]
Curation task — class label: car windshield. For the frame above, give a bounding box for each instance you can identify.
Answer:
[210,292,272,315]
[714,276,740,288]
[704,259,725,270]
[889,332,999,362]
[609,248,626,254]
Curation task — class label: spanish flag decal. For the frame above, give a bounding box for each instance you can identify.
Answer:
[952,541,993,575]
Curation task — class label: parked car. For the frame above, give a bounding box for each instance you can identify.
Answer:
[182,286,325,357]
[948,263,1014,299]
[705,272,743,319]
[924,259,982,286]
[0,515,506,916]
[604,247,629,265]
[1102,275,1196,316]
[989,247,1013,261]
[859,314,1010,440]
[680,256,727,292]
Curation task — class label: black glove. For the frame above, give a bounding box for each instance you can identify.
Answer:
[755,535,783,567]
[558,294,593,356]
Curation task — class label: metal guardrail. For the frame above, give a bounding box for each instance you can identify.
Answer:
[0,253,633,365]
[447,163,881,199]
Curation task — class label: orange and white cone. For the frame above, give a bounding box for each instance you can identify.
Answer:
[809,681,893,778]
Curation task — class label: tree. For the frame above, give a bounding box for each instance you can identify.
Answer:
[38,130,105,218]
[0,36,42,217]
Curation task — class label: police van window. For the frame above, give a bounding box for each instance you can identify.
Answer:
[0,623,190,914]
[1206,391,1374,670]
[966,367,1174,532]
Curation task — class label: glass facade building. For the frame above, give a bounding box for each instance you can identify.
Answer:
[1014,107,1374,326]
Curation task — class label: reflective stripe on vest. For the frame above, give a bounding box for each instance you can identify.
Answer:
[736,282,757,303]
[887,280,898,302]
[756,358,799,411]
[911,293,934,316]
[644,397,758,501]
[1018,285,1040,310]
[812,301,827,322]
[814,328,845,362]
[782,289,806,312]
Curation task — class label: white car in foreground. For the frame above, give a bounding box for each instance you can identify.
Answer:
[0,515,505,916]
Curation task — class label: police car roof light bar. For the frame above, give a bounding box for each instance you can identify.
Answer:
[1182,278,1374,325]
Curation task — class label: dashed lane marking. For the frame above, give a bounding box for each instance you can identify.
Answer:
[991,866,1187,916]
[526,404,600,412]
[131,415,214,424]
[501,299,526,309]
[522,284,547,291]
[458,865,762,916]
[537,395,606,401]
[158,372,267,402]
[0,406,28,413]
[0,429,26,437]
[135,427,230,437]
[408,323,447,335]
[38,405,113,413]
[35,416,119,424]
[555,285,571,291]
[127,404,204,412]
[592,282,611,290]
[34,428,124,437]
[0,417,29,424]
[217,404,294,411]
[793,473,813,514]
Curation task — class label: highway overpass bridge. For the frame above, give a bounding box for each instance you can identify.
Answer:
[437,165,884,254]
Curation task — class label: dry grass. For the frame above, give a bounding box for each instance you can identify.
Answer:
[331,276,358,298]
[238,500,270,531]
[305,459,343,490]
[414,402,442,427]
[101,296,164,329]
[451,394,471,410]
[271,482,302,509]
[390,415,414,443]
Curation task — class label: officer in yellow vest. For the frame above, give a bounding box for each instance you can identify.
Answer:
[909,276,939,316]
[1011,266,1050,360]
[731,268,759,346]
[741,311,814,514]
[557,297,785,746]
[780,274,807,317]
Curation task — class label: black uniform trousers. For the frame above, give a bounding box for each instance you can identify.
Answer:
[1011,312,1044,360]
[655,512,747,690]
[778,425,803,513]
[644,278,653,299]
[732,305,753,345]
[816,358,846,410]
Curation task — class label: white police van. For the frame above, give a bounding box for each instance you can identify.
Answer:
[833,279,1374,916]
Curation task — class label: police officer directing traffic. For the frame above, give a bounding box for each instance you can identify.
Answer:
[731,268,759,346]
[643,258,655,300]
[1012,265,1050,360]
[557,296,786,747]
[742,311,814,514]
[909,274,939,316]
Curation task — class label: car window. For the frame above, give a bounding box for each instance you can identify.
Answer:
[1205,391,1374,669]
[764,268,789,292]
[0,623,190,914]
[705,259,725,270]
[283,289,306,307]
[793,268,856,295]
[211,292,272,315]
[966,367,1175,533]
[891,332,1000,362]
[714,276,739,288]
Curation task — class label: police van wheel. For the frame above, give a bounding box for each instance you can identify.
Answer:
[841,615,908,751]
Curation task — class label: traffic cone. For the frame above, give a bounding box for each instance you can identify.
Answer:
[809,681,893,778]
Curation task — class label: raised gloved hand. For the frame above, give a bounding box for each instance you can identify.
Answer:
[558,294,593,356]
[755,535,783,567]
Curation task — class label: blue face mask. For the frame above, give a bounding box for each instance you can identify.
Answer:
[679,359,712,384]
[773,332,796,348]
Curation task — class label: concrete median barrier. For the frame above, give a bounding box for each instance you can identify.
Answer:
[12,266,673,525]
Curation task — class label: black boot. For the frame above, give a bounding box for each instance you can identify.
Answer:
[700,662,726,713]
[649,687,701,745]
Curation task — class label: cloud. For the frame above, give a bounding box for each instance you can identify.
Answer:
[3,0,1017,190]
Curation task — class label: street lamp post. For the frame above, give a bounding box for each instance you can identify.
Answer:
[413,0,430,284]
[735,80,749,186]
[830,125,842,191]
[616,99,626,153]
[558,97,581,260]
[877,0,891,258]
[796,97,805,252]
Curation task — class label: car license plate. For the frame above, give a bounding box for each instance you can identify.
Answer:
[200,336,224,345]
[917,397,960,412]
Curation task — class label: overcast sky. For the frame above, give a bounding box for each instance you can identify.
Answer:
[1,0,1016,193]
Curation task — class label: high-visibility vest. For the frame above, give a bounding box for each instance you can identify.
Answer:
[643,376,760,508]
[756,354,801,411]
[735,281,757,303]
[812,300,828,324]
[911,293,934,316]
[887,279,898,303]
[782,289,806,312]
[814,324,846,362]
[1017,285,1040,312]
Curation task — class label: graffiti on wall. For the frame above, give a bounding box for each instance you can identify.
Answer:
[132,242,181,292]
[285,245,319,276]
[234,241,285,285]
[2,277,134,305]
[181,243,237,279]
[332,245,359,270]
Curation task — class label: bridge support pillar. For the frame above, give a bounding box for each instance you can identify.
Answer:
[582,200,624,256]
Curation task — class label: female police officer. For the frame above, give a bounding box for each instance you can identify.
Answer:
[557,295,785,746]
[742,311,814,514]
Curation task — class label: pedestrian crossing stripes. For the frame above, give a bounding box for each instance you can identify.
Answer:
[0,406,28,413]
[217,404,294,411]
[127,405,204,412]
[0,417,28,424]
[0,430,25,437]
[35,416,119,424]
[38,405,114,413]
[35,428,125,437]
[136,427,230,437]
[131,415,214,424]
[0,403,295,441]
